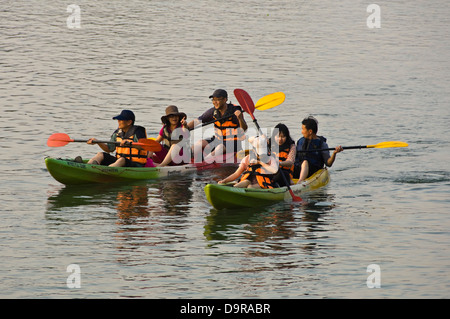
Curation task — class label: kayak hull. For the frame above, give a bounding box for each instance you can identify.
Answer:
[204,168,330,209]
[45,154,238,185]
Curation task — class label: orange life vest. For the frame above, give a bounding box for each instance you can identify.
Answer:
[115,126,148,165]
[239,163,275,189]
[213,104,245,142]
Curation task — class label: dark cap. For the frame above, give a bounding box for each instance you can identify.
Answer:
[209,89,228,99]
[113,110,135,121]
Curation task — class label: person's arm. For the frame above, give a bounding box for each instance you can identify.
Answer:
[218,156,248,184]
[179,117,190,139]
[234,109,248,132]
[218,166,246,184]
[87,132,116,153]
[87,138,112,152]
[154,126,165,143]
[154,135,163,143]
[259,156,280,175]
[326,146,343,167]
[279,143,295,168]
[188,109,214,130]
[187,118,201,130]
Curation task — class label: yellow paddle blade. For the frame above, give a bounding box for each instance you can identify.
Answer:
[367,141,409,148]
[255,92,285,111]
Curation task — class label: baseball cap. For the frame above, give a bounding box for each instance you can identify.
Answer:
[209,89,228,99]
[113,110,135,121]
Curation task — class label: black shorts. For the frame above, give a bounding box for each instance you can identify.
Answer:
[101,152,144,167]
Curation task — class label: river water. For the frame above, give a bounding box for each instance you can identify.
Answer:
[1,0,449,299]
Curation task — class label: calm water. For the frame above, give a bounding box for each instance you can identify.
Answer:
[1,0,449,299]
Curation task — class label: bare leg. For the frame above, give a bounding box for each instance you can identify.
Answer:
[297,160,309,182]
[109,157,126,167]
[233,180,251,188]
[88,152,104,165]
[158,144,177,167]
[159,141,191,167]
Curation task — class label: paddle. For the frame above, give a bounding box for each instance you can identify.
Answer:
[234,88,302,202]
[190,114,235,131]
[298,141,409,152]
[255,92,285,111]
[189,91,286,131]
[234,88,261,132]
[47,133,162,152]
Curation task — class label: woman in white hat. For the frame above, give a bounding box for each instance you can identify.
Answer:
[218,136,278,188]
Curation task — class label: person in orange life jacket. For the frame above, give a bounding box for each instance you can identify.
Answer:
[218,136,278,189]
[294,116,343,182]
[187,89,248,161]
[146,105,190,167]
[269,123,296,187]
[86,110,148,167]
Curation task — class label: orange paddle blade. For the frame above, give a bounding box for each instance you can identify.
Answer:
[47,133,73,147]
[289,189,303,202]
[136,138,162,152]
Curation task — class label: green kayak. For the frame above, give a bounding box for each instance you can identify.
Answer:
[204,168,330,209]
[45,155,238,185]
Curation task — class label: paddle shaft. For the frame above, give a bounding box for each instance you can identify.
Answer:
[71,139,139,147]
[72,139,114,144]
[190,114,235,131]
[298,142,408,152]
[60,137,161,151]
[298,145,368,152]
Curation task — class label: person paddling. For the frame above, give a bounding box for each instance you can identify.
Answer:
[147,105,190,167]
[187,89,248,161]
[294,116,343,182]
[218,136,278,189]
[86,110,148,167]
[270,123,296,186]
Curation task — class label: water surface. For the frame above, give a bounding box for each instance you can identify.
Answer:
[1,0,449,299]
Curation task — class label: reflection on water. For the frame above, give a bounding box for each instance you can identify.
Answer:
[46,177,194,222]
[204,188,335,246]
[46,178,336,255]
